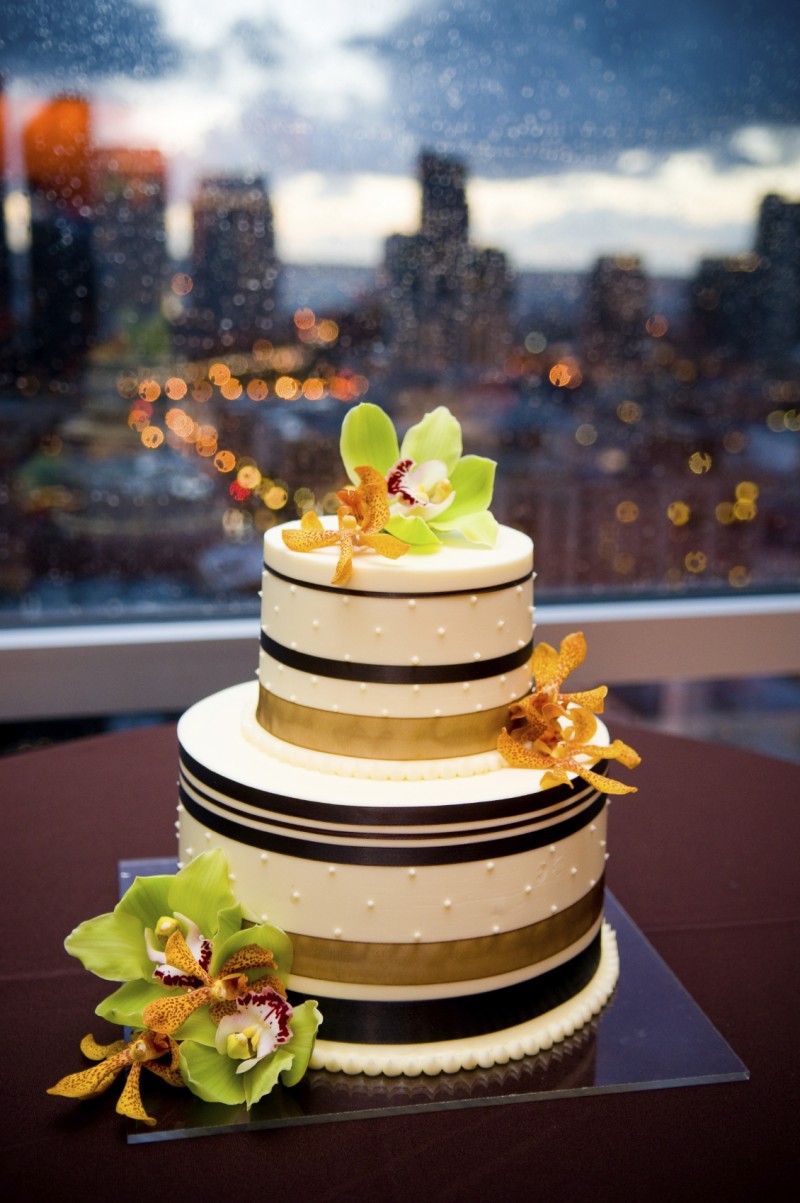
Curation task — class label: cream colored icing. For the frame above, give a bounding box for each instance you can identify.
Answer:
[307,924,619,1076]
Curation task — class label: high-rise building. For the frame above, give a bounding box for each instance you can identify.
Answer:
[187,175,279,353]
[23,95,96,375]
[689,254,764,357]
[583,256,649,364]
[753,193,800,359]
[92,148,168,352]
[383,151,511,374]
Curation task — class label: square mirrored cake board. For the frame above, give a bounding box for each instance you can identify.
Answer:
[119,858,748,1144]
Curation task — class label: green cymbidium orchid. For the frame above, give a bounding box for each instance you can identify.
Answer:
[64,849,293,1033]
[178,996,322,1110]
[340,403,498,549]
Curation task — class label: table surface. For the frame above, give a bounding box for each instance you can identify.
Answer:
[2,717,798,1201]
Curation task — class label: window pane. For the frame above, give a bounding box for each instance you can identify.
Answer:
[1,1,798,625]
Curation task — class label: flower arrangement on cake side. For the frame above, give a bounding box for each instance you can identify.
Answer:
[498,630,641,793]
[47,849,321,1127]
[283,403,498,582]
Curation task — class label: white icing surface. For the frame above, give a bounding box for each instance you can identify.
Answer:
[264,519,534,592]
[259,520,534,725]
[307,923,619,1076]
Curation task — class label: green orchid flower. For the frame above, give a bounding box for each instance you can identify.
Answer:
[178,994,322,1110]
[64,849,293,1033]
[340,403,498,549]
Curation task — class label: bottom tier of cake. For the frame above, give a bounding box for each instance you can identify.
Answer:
[177,682,617,1076]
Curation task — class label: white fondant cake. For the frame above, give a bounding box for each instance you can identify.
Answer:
[177,519,619,1076]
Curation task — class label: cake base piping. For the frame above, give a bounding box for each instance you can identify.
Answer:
[307,922,618,1077]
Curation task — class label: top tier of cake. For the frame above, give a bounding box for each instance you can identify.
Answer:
[256,519,534,761]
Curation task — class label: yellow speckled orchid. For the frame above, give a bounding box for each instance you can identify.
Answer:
[47,1030,183,1128]
[498,631,641,792]
[142,929,284,1036]
[282,464,409,584]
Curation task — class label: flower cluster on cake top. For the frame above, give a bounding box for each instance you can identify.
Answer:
[48,850,321,1127]
[498,631,641,793]
[283,403,498,583]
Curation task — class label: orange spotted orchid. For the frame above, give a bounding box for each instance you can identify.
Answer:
[47,1030,183,1128]
[282,464,409,584]
[498,631,641,793]
[141,927,285,1036]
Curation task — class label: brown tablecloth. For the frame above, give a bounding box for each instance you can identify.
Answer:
[2,719,798,1200]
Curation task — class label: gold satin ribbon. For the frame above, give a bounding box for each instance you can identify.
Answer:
[257,684,512,759]
[288,878,604,986]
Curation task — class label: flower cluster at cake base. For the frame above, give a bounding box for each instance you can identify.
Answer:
[47,849,321,1126]
[498,631,641,793]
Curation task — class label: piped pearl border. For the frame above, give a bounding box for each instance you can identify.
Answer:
[307,921,619,1077]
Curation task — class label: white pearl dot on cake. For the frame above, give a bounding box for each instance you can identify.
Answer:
[600,839,606,847]
[408,599,416,609]
[334,927,342,938]
[590,823,597,832]
[344,653,351,661]
[328,865,336,875]
[408,868,417,878]
[590,878,596,887]
[525,884,533,894]
[366,899,375,909]
[497,619,505,630]
[291,890,301,901]
[331,704,340,712]
[492,924,500,934]
[176,860,183,869]
[260,853,268,863]
[516,585,523,594]
[277,664,284,673]
[433,708,442,717]
[375,626,382,635]
[185,846,193,857]
[517,639,526,648]
[311,676,318,685]
[462,682,470,691]
[411,654,420,664]
[312,619,319,629]
[289,693,296,702]
[359,682,367,692]
[290,640,297,650]
[605,853,610,861]
[341,596,350,605]
[571,866,578,875]
[549,845,556,854]
[261,914,268,922]
[500,675,507,683]
[413,931,422,941]
[437,627,446,637]
[273,605,280,613]
[290,585,296,594]
[228,872,236,881]
[413,684,421,693]
[443,899,452,909]
[486,861,495,872]
[381,708,389,717]
[473,651,481,660]
[475,703,483,711]
[551,903,558,913]
[174,820,180,830]
[204,831,211,840]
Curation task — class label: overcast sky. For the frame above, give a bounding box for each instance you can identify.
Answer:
[3,0,799,272]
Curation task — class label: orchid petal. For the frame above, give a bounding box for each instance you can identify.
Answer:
[115,1062,157,1126]
[331,534,354,585]
[243,1048,294,1109]
[95,979,171,1027]
[361,531,412,561]
[47,1051,128,1099]
[400,407,462,474]
[434,455,496,522]
[278,1000,323,1088]
[563,686,607,713]
[211,922,293,984]
[179,1040,246,1107]
[340,402,400,483]
[167,848,236,938]
[434,509,499,546]
[65,908,154,982]
[143,985,212,1035]
[79,1034,127,1061]
[217,942,279,979]
[385,513,443,547]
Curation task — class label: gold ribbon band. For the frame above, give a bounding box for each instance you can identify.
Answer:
[288,878,604,986]
[257,684,511,760]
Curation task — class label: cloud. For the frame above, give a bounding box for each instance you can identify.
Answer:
[0,0,181,83]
